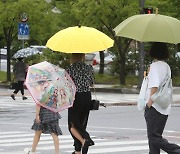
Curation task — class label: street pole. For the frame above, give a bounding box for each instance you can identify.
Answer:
[138,0,145,89]
[22,40,24,48]
[0,49,1,71]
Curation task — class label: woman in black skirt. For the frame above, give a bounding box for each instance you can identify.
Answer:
[24,104,62,154]
[66,53,95,154]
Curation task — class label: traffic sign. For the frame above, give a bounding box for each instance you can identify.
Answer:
[19,12,28,22]
[18,23,29,40]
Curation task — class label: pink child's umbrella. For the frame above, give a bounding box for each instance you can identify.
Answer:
[25,61,76,112]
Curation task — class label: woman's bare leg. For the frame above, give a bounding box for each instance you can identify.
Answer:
[51,133,60,154]
[31,130,42,152]
[70,127,85,145]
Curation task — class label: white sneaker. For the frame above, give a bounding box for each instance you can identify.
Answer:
[24,148,36,154]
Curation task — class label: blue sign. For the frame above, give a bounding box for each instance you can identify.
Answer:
[18,23,29,40]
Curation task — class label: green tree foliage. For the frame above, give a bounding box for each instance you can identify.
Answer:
[70,0,139,85]
[0,0,60,81]
[53,0,79,28]
[25,49,70,69]
[144,0,180,77]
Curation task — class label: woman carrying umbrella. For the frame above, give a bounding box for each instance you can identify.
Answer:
[145,42,180,154]
[66,53,95,154]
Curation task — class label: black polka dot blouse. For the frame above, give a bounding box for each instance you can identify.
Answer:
[66,62,94,92]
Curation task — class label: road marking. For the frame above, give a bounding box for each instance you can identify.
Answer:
[38,140,148,150]
[0,134,73,143]
[0,131,23,135]
[89,130,115,134]
[0,138,105,147]
[87,145,148,153]
[0,130,180,153]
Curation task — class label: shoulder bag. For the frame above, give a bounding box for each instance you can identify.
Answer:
[90,82,106,110]
[90,84,100,110]
[151,65,173,109]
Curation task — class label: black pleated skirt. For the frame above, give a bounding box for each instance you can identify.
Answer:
[31,107,62,136]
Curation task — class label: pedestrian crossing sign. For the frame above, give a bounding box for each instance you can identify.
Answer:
[18,23,29,40]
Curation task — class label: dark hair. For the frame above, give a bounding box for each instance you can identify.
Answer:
[70,53,85,64]
[149,42,169,60]
[17,58,23,61]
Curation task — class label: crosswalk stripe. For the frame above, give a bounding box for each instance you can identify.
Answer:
[0,134,34,138]
[37,140,148,150]
[87,145,148,153]
[0,135,74,144]
[0,131,23,135]
[0,138,105,147]
[0,133,72,139]
[1,130,179,153]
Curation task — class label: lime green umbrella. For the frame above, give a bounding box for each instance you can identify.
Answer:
[114,12,180,44]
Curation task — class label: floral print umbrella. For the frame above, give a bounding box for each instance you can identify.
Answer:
[25,61,76,112]
[13,47,40,58]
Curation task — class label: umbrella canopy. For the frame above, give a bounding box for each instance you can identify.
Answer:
[25,61,76,112]
[13,47,40,58]
[46,26,114,53]
[114,13,180,44]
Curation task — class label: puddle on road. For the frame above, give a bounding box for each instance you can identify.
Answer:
[93,135,129,140]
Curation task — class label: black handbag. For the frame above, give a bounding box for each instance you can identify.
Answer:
[90,99,100,110]
[90,84,100,110]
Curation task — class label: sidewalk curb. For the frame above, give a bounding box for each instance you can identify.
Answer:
[1,84,139,94]
[0,83,179,94]
[0,84,9,89]
[92,87,139,94]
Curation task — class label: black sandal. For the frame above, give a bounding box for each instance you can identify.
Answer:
[82,139,95,154]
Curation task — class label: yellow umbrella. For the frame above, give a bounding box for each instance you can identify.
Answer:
[46,26,114,53]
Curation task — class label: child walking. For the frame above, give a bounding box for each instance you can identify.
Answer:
[24,104,62,154]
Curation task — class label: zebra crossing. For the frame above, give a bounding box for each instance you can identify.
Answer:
[1,94,180,154]
[0,96,35,109]
[0,131,173,154]
[0,130,152,154]
[0,130,174,154]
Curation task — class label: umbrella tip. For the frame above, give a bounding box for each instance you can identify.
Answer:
[156,8,158,15]
[78,24,81,28]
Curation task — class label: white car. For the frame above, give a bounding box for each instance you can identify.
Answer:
[85,53,96,65]
[85,51,114,74]
[0,48,7,72]
[30,45,47,53]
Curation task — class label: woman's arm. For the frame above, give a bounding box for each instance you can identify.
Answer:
[35,104,41,123]
[147,87,158,108]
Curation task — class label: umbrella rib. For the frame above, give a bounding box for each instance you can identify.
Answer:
[140,17,152,41]
[162,18,176,43]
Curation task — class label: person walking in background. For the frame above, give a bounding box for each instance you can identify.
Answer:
[66,53,95,154]
[11,58,28,100]
[24,104,62,154]
[144,42,180,154]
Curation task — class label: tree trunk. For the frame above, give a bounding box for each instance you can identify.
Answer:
[6,42,11,81]
[3,25,14,82]
[119,54,126,85]
[99,21,131,85]
[99,51,104,74]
